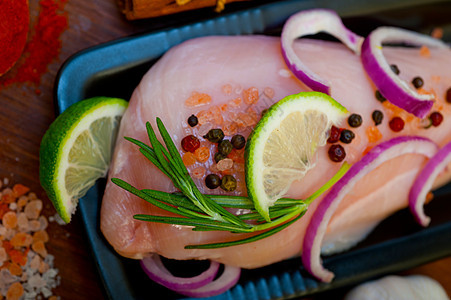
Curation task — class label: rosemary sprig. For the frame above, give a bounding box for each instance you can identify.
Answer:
[112,119,350,249]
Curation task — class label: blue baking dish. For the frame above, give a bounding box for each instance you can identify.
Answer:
[54,0,451,299]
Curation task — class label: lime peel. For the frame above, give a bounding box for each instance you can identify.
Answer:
[245,92,348,221]
[40,97,128,223]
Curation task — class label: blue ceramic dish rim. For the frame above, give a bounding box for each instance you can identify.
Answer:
[54,0,451,299]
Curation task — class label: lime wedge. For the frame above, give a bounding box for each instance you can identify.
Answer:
[245,92,348,221]
[39,97,128,223]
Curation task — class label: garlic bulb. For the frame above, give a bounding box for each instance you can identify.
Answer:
[345,275,449,300]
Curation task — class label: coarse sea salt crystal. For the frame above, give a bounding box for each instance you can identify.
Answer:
[17,212,29,232]
[25,200,43,219]
[28,274,46,288]
[0,248,6,264]
[0,225,6,235]
[9,202,17,210]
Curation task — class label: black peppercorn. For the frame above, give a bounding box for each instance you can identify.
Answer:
[348,113,362,128]
[390,64,400,75]
[205,174,221,189]
[328,144,346,162]
[218,139,233,156]
[187,114,198,127]
[231,134,246,149]
[375,90,386,103]
[221,175,237,192]
[372,110,384,126]
[412,76,424,89]
[203,129,224,143]
[340,129,355,144]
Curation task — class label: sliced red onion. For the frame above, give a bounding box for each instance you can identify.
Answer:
[140,254,220,290]
[409,141,451,227]
[176,264,241,298]
[281,9,363,94]
[302,136,438,282]
[360,27,449,118]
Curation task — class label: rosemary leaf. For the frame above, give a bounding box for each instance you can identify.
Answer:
[185,212,304,249]
[112,178,194,219]
[145,122,180,181]
[142,189,202,212]
[156,118,191,178]
[133,214,252,233]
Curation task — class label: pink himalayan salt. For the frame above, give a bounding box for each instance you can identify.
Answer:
[217,158,233,171]
[24,200,43,220]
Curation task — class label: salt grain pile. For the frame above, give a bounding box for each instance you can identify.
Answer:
[0,179,60,300]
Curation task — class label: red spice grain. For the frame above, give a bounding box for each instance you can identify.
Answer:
[12,184,29,198]
[194,147,210,163]
[8,262,22,276]
[6,281,24,300]
[1,0,68,89]
[243,87,259,104]
[366,126,383,143]
[185,92,212,107]
[2,211,18,229]
[182,152,196,166]
[0,0,29,76]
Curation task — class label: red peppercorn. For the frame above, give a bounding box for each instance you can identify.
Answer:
[446,87,451,104]
[429,111,443,127]
[328,144,346,162]
[181,135,200,153]
[389,117,405,132]
[327,126,341,143]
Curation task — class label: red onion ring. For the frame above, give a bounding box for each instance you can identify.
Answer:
[360,27,449,118]
[302,136,438,282]
[281,9,363,94]
[140,254,220,290]
[409,141,451,227]
[176,264,241,298]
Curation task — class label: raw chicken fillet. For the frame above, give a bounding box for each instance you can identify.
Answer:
[101,36,451,268]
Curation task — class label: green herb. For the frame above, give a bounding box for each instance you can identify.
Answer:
[112,119,350,249]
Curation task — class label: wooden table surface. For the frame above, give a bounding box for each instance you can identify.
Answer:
[1,0,450,299]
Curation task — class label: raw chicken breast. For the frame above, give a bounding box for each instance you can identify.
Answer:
[100,35,451,268]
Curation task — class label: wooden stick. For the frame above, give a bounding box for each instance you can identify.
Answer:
[117,0,249,20]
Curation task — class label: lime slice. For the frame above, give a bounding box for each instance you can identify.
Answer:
[245,92,348,221]
[39,97,128,223]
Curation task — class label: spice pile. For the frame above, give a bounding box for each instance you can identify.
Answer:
[0,179,60,300]
[0,0,68,93]
[181,85,273,193]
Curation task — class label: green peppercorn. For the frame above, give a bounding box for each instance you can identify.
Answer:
[412,76,424,89]
[375,90,386,103]
[187,114,198,127]
[203,129,224,143]
[372,110,383,126]
[218,139,233,156]
[231,134,246,149]
[221,175,237,192]
[348,113,362,128]
[214,152,226,163]
[340,129,355,144]
[205,174,221,189]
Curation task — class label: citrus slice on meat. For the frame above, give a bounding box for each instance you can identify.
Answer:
[245,92,348,221]
[39,97,128,223]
